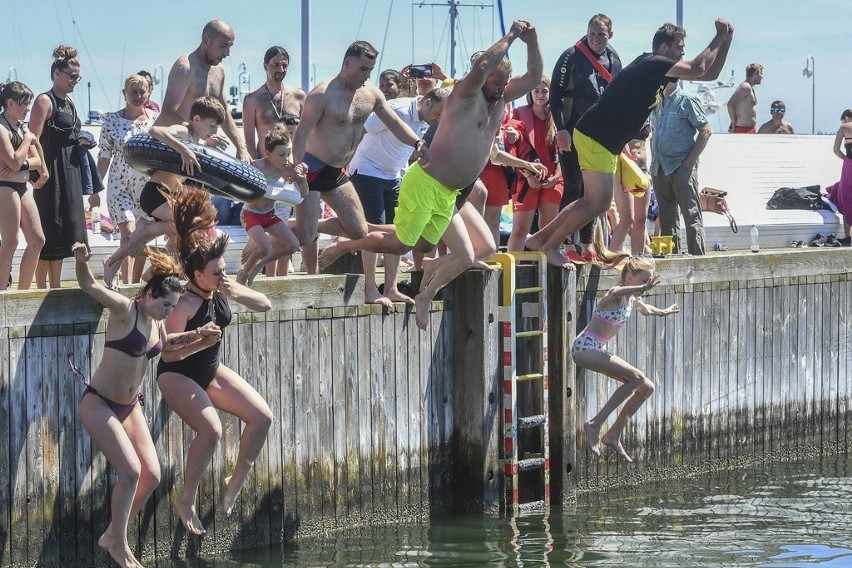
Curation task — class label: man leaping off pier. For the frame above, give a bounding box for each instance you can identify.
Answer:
[526,18,734,268]
[318,19,544,329]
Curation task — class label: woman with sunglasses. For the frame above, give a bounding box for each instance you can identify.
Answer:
[28,45,88,288]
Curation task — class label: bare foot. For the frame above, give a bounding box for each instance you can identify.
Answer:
[543,247,574,270]
[103,257,121,291]
[99,530,144,568]
[317,238,350,270]
[222,475,242,517]
[365,287,394,308]
[601,433,634,463]
[383,287,415,305]
[419,257,437,293]
[525,233,544,251]
[471,259,495,271]
[413,293,430,330]
[176,497,206,535]
[583,422,601,457]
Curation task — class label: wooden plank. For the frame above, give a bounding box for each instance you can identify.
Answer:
[6,332,26,567]
[329,315,349,521]
[75,329,99,567]
[715,283,730,462]
[355,312,373,519]
[290,314,313,525]
[380,310,397,514]
[0,325,9,565]
[316,316,335,521]
[768,282,782,453]
[57,332,79,564]
[826,279,840,445]
[25,334,46,564]
[394,311,410,511]
[277,313,298,539]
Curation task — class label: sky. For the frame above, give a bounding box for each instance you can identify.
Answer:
[3,0,850,134]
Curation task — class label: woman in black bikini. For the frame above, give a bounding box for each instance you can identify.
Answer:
[0,81,47,290]
[157,187,272,535]
[72,241,184,568]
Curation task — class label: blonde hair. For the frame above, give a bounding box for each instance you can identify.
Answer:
[620,255,656,281]
[123,74,149,92]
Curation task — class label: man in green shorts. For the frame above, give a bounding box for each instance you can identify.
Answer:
[526,18,734,268]
[318,19,543,329]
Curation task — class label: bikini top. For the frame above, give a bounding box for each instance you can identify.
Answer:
[104,300,163,359]
[845,140,852,159]
[2,115,22,150]
[592,296,633,327]
[185,289,232,331]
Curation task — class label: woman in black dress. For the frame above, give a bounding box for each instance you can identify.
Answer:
[28,45,88,288]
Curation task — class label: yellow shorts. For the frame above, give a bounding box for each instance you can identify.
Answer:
[394,162,460,247]
[574,129,617,174]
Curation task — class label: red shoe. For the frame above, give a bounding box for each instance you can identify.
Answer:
[565,250,586,264]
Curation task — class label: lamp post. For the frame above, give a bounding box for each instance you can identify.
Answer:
[802,56,815,134]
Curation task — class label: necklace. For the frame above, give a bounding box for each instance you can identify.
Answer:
[264,84,283,120]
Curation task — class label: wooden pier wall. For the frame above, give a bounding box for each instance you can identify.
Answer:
[1,247,850,566]
[566,249,852,490]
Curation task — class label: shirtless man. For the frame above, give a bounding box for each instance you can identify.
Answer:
[241,46,312,275]
[155,19,249,160]
[243,46,305,159]
[757,100,795,134]
[526,19,733,268]
[317,21,543,329]
[726,63,762,133]
[292,41,429,262]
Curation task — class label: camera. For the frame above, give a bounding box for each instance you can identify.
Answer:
[409,64,433,78]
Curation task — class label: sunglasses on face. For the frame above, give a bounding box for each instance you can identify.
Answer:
[60,70,82,82]
[279,114,300,126]
[771,107,785,113]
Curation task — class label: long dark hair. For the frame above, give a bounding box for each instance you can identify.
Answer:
[140,247,184,298]
[170,186,228,282]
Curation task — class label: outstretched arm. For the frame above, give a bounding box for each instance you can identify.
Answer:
[73,243,133,311]
[635,297,681,317]
[667,19,734,81]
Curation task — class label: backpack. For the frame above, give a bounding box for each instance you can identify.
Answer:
[766,185,830,211]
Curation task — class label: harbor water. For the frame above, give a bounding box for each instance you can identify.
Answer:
[156,451,852,567]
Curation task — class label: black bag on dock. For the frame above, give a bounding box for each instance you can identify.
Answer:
[766,185,830,211]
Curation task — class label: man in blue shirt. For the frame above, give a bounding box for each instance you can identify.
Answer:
[650,81,712,255]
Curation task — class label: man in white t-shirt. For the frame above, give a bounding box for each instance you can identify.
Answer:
[350,88,448,305]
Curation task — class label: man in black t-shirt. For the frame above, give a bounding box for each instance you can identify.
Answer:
[550,14,622,261]
[528,19,734,268]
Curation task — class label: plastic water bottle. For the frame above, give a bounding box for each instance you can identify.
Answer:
[750,225,760,253]
[90,206,101,234]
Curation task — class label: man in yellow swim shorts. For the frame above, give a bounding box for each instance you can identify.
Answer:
[318,19,544,329]
[526,19,734,268]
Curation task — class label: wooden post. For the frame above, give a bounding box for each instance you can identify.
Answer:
[450,269,501,513]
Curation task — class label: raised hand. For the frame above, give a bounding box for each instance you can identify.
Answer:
[72,242,91,263]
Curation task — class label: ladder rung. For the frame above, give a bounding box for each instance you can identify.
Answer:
[518,457,545,471]
[518,500,547,515]
[514,286,543,295]
[518,414,546,429]
[515,330,543,338]
[516,373,543,382]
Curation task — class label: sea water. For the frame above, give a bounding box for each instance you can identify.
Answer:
[160,453,852,567]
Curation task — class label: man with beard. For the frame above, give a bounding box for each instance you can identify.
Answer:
[316,21,543,329]
[154,19,249,161]
[243,46,305,159]
[241,46,311,275]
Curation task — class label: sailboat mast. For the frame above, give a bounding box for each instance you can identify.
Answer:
[301,0,311,92]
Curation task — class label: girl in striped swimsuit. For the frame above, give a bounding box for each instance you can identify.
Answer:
[572,256,680,462]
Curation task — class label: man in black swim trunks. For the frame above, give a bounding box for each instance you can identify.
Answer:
[292,41,429,261]
[527,19,734,268]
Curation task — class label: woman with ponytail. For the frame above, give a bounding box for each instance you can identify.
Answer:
[156,186,272,535]
[72,241,184,568]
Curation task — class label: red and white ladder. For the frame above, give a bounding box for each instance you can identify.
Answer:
[491,252,550,515]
